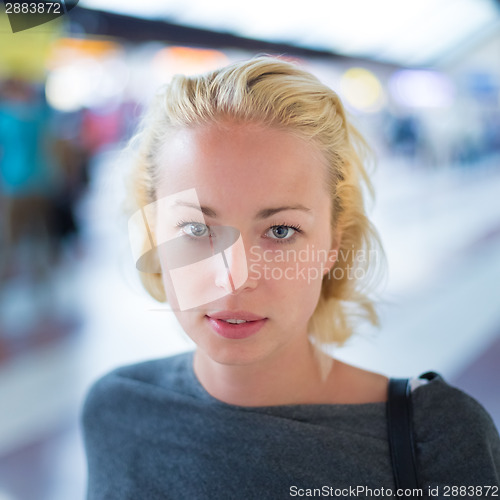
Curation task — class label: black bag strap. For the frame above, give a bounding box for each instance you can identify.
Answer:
[387,378,419,492]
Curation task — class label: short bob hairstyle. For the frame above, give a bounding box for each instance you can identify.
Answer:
[127,55,386,347]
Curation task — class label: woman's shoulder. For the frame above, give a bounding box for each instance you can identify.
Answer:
[409,373,500,484]
[411,372,498,435]
[82,350,196,414]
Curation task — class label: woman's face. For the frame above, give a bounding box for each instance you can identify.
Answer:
[154,122,339,367]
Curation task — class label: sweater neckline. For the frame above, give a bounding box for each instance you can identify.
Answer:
[181,350,390,415]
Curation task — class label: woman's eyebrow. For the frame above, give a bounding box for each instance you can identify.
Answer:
[173,200,217,218]
[172,201,311,219]
[255,205,311,219]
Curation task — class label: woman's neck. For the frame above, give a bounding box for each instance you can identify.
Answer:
[192,338,335,407]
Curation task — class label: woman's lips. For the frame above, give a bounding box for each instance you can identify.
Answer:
[205,313,268,340]
[207,310,266,322]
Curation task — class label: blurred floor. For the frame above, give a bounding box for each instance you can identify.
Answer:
[0,151,499,499]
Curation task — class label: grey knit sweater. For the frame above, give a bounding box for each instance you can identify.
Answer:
[82,351,500,499]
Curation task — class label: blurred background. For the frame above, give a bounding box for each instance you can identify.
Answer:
[1,0,500,498]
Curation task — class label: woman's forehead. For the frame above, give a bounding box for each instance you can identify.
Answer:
[156,122,330,201]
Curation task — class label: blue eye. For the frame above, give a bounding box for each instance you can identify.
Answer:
[178,221,211,238]
[266,224,301,241]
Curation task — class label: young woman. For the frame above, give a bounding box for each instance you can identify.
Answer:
[83,57,500,499]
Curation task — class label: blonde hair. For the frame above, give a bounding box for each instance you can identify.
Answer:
[128,55,386,347]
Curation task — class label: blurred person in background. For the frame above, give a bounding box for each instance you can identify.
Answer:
[82,57,500,498]
[0,78,56,284]
[0,77,89,355]
[50,109,90,257]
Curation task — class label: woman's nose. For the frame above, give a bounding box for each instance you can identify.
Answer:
[214,264,236,293]
[214,230,256,294]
